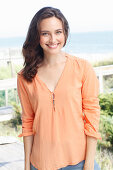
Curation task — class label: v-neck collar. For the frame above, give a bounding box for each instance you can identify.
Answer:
[36,55,69,94]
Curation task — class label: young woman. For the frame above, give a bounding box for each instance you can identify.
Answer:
[17,7,101,170]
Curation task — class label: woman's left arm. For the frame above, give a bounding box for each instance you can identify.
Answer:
[83,136,97,170]
[81,60,102,170]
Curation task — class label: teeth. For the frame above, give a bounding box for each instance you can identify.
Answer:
[48,44,58,48]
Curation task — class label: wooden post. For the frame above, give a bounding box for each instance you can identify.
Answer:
[98,71,104,93]
[9,48,15,78]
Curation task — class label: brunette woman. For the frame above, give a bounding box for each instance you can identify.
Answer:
[17,7,101,170]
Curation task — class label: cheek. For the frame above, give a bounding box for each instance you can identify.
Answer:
[39,37,44,45]
[59,35,65,43]
[39,37,47,45]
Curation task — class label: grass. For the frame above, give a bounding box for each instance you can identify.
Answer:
[0,64,23,79]
[0,121,23,142]
[93,57,113,67]
[96,148,113,170]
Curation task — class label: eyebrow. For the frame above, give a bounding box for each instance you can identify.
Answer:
[40,29,63,32]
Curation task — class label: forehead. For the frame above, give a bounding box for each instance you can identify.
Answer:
[39,17,63,31]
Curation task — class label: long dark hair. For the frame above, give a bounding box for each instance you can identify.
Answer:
[22,7,69,82]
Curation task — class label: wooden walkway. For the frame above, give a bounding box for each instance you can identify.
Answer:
[0,137,24,170]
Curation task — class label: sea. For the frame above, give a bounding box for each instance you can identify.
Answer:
[0,31,113,54]
[65,31,113,54]
[0,31,113,63]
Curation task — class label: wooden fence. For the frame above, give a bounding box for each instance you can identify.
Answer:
[0,65,113,106]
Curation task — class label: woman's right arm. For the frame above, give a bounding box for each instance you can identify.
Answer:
[24,135,34,170]
[17,74,35,169]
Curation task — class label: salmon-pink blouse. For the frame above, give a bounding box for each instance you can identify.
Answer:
[17,54,101,170]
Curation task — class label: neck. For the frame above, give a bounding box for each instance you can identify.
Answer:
[43,51,66,66]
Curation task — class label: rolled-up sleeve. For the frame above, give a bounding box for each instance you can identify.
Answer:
[17,74,35,137]
[81,60,101,139]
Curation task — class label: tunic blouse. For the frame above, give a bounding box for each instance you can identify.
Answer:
[17,54,101,170]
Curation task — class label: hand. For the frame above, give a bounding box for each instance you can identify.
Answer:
[83,162,94,170]
[24,162,30,170]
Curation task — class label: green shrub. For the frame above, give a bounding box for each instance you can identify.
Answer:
[99,93,113,148]
[9,102,22,131]
[0,91,5,106]
[99,115,113,147]
[0,89,19,107]
[99,93,113,116]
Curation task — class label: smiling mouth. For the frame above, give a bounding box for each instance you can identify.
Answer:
[46,43,59,49]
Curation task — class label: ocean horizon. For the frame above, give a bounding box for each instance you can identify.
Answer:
[0,31,113,54]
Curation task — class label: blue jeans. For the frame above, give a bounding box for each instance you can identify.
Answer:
[30,160,101,170]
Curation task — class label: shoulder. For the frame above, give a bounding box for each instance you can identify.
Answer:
[17,69,23,76]
[17,69,35,90]
[17,69,24,82]
[66,53,91,69]
[17,69,28,86]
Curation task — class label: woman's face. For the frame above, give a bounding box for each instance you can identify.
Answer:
[39,17,65,55]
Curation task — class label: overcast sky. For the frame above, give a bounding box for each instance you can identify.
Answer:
[0,0,113,37]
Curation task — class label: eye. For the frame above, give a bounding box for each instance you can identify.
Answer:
[56,31,62,34]
[41,32,49,36]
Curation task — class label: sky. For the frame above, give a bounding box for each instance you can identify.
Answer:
[0,0,113,37]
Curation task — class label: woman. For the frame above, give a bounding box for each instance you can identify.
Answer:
[17,7,101,170]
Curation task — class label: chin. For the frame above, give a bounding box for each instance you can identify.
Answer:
[45,48,62,55]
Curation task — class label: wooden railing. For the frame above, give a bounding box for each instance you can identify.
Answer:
[0,78,17,106]
[0,65,113,106]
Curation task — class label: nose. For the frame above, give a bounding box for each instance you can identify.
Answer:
[49,34,56,43]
